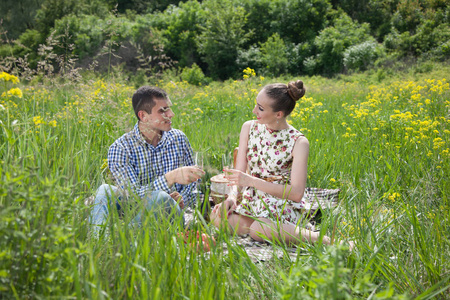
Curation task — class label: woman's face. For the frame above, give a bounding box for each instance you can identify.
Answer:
[252,89,280,124]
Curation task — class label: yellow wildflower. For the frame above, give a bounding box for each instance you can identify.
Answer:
[433,138,445,150]
[100,159,108,170]
[0,72,20,84]
[33,116,45,126]
[242,67,256,79]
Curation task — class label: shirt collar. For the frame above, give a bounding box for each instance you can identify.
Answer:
[132,122,170,149]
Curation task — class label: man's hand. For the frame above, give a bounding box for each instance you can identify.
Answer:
[165,166,205,187]
[170,191,184,209]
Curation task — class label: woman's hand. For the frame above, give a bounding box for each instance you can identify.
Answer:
[223,168,253,187]
[212,197,236,218]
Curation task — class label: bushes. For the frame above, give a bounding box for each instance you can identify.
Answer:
[344,40,385,71]
[180,63,210,86]
[312,12,373,75]
[1,0,450,80]
[0,165,83,298]
[260,33,288,77]
[196,0,251,80]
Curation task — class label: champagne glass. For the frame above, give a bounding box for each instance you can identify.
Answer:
[194,151,204,170]
[222,152,233,175]
[193,151,204,204]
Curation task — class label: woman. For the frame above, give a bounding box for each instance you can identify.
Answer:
[211,80,346,247]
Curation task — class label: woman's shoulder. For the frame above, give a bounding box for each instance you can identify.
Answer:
[242,120,255,129]
[295,135,309,146]
[241,120,255,133]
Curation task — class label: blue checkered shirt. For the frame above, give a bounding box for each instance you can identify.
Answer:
[108,123,197,207]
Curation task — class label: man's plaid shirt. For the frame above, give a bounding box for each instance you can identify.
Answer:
[108,123,197,207]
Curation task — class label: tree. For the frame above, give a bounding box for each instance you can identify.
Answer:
[269,0,332,44]
[196,0,252,80]
[312,12,373,75]
[154,0,205,68]
[260,33,288,76]
[34,0,110,36]
[116,0,182,13]
[0,0,44,39]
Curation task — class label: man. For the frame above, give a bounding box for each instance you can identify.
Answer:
[90,86,204,230]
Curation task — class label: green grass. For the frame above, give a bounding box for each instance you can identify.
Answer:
[0,67,449,299]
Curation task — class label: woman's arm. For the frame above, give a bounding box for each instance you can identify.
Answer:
[235,121,252,172]
[226,121,252,199]
[226,136,309,203]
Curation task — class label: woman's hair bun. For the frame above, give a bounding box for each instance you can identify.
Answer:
[287,80,306,102]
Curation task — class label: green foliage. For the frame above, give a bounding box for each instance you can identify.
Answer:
[151,1,205,68]
[384,21,450,58]
[269,0,332,44]
[180,63,210,86]
[34,0,110,36]
[35,0,82,35]
[287,42,314,75]
[238,0,274,47]
[278,246,408,299]
[410,21,450,56]
[196,0,252,80]
[13,29,44,65]
[236,45,263,74]
[343,40,385,71]
[1,67,450,298]
[391,0,424,34]
[0,0,44,39]
[312,12,373,75]
[116,0,181,14]
[2,0,450,80]
[260,33,289,77]
[0,164,83,297]
[335,0,398,39]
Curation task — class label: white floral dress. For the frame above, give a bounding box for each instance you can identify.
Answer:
[234,121,306,225]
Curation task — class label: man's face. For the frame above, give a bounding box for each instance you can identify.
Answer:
[140,98,175,134]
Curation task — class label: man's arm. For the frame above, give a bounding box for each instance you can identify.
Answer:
[175,135,198,208]
[108,143,167,198]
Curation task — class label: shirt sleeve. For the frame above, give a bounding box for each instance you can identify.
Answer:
[152,174,170,194]
[108,143,155,199]
[176,135,197,208]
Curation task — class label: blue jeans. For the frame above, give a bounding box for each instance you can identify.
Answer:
[89,184,184,229]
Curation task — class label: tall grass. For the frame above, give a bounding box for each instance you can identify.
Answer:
[0,68,449,299]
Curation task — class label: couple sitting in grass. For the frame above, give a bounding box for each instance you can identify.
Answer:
[90,82,352,249]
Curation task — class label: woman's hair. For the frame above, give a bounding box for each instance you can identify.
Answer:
[264,80,306,116]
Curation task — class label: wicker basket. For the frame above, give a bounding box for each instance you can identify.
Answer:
[210,173,230,204]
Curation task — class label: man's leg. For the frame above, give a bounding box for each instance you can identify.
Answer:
[133,190,185,228]
[89,184,121,227]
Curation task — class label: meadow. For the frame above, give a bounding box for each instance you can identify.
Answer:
[0,66,449,299]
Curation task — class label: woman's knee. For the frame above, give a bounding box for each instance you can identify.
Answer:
[249,219,279,242]
[209,209,223,228]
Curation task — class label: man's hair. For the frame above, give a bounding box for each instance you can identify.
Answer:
[132,86,168,120]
